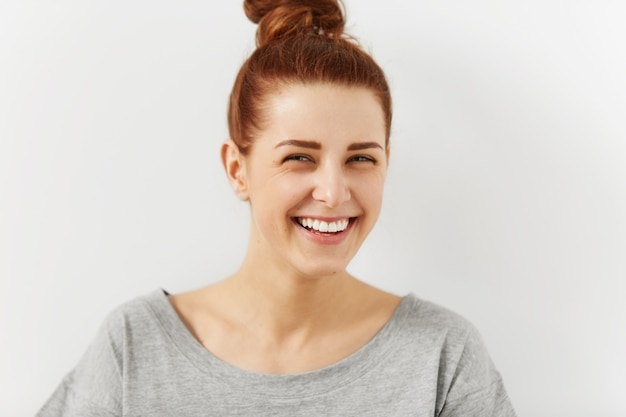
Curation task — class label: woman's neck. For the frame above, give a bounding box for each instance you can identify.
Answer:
[171,259,400,374]
[224,259,362,344]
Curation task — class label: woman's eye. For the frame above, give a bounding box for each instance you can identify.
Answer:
[348,155,376,163]
[284,154,313,163]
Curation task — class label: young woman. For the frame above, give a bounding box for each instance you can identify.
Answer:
[38,1,516,415]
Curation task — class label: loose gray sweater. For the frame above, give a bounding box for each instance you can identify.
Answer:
[37,289,516,416]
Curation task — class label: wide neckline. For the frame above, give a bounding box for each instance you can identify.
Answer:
[144,288,417,399]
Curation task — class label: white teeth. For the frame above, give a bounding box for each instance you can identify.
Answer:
[297,218,350,233]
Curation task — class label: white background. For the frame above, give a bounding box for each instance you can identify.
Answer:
[1,1,625,416]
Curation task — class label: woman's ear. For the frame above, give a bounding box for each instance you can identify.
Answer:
[221,139,249,201]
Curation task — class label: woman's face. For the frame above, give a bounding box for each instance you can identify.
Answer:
[228,83,389,277]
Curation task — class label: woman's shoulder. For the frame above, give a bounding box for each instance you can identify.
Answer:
[387,295,513,414]
[387,294,495,378]
[103,288,168,321]
[393,294,479,340]
[36,290,178,416]
[94,289,173,345]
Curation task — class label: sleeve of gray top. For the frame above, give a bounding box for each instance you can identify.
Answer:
[438,324,517,417]
[36,311,124,417]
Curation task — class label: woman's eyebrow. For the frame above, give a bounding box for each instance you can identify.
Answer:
[275,139,321,149]
[347,142,384,151]
[274,139,383,151]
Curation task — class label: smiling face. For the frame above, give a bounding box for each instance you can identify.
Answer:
[223,83,389,278]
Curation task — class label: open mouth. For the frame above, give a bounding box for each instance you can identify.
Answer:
[294,217,353,234]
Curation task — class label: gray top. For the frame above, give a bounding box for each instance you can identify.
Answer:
[37,289,516,416]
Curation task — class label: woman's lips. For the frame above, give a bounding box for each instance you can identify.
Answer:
[292,217,355,243]
[295,217,350,233]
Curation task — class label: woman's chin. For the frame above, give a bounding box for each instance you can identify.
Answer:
[291,259,352,279]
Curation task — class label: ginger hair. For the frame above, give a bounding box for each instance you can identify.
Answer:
[228,0,392,154]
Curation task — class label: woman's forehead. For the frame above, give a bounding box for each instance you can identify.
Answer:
[260,84,386,137]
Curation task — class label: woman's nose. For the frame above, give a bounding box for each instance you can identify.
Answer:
[311,164,351,208]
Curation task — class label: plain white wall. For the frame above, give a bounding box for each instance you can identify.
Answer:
[1,1,625,416]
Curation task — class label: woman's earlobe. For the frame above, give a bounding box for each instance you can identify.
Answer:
[221,140,249,201]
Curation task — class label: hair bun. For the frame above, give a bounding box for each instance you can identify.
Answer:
[244,0,345,46]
